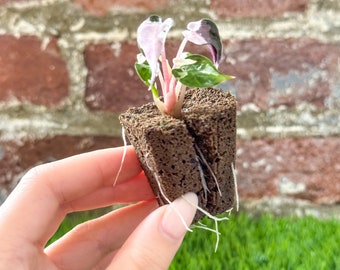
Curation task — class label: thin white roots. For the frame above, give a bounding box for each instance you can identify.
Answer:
[144,152,235,252]
[183,196,232,252]
[113,127,128,186]
[116,133,240,252]
[194,150,210,201]
[154,172,193,233]
[194,144,222,197]
[231,162,239,212]
[144,153,193,232]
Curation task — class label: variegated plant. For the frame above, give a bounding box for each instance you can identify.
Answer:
[135,15,233,118]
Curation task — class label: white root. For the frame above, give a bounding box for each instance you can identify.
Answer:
[214,219,219,252]
[195,152,210,201]
[113,127,128,186]
[194,144,222,197]
[145,153,193,232]
[156,171,230,251]
[192,225,221,234]
[231,162,239,212]
[154,172,193,233]
[184,195,232,252]
[143,151,238,252]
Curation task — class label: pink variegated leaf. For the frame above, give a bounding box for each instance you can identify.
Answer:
[183,19,222,67]
[137,15,174,87]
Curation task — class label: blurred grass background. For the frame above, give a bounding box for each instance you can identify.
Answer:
[47,208,340,269]
[171,213,339,270]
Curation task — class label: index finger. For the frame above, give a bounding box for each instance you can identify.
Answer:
[0,146,148,246]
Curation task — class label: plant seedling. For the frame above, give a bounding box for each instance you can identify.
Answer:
[135,15,233,118]
[120,16,238,251]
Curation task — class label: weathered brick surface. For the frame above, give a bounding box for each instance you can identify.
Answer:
[237,137,340,204]
[73,0,169,15]
[0,135,123,197]
[222,38,340,109]
[0,0,339,213]
[211,0,309,18]
[84,42,154,112]
[0,35,69,106]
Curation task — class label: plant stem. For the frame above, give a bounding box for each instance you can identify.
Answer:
[175,38,188,60]
[162,46,180,115]
[172,83,186,118]
[158,66,165,96]
[161,49,170,94]
[150,87,159,99]
[168,37,188,107]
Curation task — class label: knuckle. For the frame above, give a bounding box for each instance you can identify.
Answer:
[22,163,54,183]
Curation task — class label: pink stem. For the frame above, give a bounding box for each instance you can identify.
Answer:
[175,38,188,60]
[164,91,177,115]
[169,38,188,97]
[161,49,170,94]
[161,47,177,114]
[163,38,188,115]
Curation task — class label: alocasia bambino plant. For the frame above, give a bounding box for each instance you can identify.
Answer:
[136,15,233,118]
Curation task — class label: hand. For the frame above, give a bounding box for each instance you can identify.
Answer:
[0,146,198,269]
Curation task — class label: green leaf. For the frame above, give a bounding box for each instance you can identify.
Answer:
[135,62,151,85]
[135,62,159,98]
[172,54,233,88]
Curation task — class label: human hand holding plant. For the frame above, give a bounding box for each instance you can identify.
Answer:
[135,15,233,117]
[0,146,198,269]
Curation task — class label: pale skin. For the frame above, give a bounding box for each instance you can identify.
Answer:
[0,146,198,269]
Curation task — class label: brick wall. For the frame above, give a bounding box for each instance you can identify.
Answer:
[0,0,339,216]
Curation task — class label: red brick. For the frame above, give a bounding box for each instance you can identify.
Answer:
[221,38,340,109]
[73,0,169,15]
[0,135,123,196]
[0,35,69,107]
[84,41,154,112]
[236,137,340,204]
[211,0,309,18]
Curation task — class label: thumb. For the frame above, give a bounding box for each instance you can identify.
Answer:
[108,192,198,270]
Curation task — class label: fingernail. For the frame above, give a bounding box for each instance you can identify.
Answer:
[160,192,198,240]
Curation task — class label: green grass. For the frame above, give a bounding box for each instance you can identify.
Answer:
[48,210,340,270]
[171,213,340,270]
[46,207,113,246]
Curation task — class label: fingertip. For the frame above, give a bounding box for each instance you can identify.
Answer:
[160,192,198,240]
[107,193,198,270]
